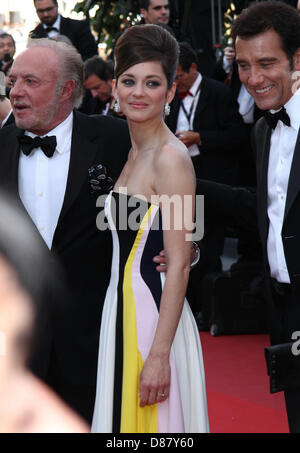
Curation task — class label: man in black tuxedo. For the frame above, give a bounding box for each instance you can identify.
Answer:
[30,0,98,61]
[198,1,300,432]
[0,37,131,424]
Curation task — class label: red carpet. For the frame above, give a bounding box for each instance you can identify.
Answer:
[200,332,289,433]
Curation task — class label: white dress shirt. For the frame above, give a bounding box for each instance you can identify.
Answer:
[223,55,255,124]
[176,73,202,157]
[18,112,73,249]
[1,108,12,128]
[267,89,300,283]
[237,84,255,124]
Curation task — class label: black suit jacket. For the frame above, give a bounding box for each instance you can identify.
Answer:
[197,116,300,345]
[166,76,248,185]
[240,118,300,346]
[30,16,98,61]
[0,110,131,422]
[2,110,15,127]
[254,118,300,278]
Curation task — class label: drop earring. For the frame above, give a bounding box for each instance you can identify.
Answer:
[164,102,170,116]
[114,98,120,113]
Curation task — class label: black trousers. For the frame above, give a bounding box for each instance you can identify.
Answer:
[270,282,300,433]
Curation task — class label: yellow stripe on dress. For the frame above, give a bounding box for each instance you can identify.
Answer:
[120,204,158,433]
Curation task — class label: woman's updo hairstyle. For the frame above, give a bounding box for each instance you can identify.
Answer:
[114,24,179,89]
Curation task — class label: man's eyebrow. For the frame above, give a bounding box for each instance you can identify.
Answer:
[23,73,40,78]
[236,57,278,64]
[10,73,39,79]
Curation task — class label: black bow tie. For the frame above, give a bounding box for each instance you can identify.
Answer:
[17,134,57,158]
[46,26,58,33]
[263,107,291,129]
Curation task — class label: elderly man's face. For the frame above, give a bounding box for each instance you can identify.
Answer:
[35,0,58,26]
[9,46,65,135]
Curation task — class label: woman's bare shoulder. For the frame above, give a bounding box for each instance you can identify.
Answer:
[154,136,193,172]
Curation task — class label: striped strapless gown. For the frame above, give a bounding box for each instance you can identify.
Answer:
[92,191,209,433]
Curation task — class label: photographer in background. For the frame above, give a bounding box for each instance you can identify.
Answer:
[0,33,15,74]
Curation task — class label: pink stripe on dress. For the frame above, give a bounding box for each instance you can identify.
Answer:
[131,205,184,433]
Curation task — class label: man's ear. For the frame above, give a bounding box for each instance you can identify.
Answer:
[293,47,300,70]
[190,62,198,73]
[59,80,75,103]
[140,8,146,19]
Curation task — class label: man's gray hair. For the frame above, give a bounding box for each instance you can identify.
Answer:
[0,72,5,96]
[27,38,85,108]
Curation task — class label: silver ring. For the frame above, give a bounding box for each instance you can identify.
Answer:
[160,393,165,397]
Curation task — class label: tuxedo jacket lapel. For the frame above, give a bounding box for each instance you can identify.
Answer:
[33,24,48,38]
[57,112,99,222]
[0,126,23,193]
[193,77,209,121]
[284,127,300,220]
[59,17,69,36]
[255,120,272,244]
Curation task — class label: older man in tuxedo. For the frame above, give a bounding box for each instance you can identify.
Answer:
[30,0,98,60]
[0,37,131,424]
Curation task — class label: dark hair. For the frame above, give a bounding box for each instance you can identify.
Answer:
[0,192,51,307]
[84,56,113,81]
[139,0,150,10]
[0,189,67,362]
[178,41,199,72]
[0,33,16,50]
[114,24,179,89]
[231,1,300,68]
[34,0,58,5]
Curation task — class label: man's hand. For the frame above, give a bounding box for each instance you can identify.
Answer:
[153,250,167,272]
[175,130,201,148]
[224,46,235,63]
[153,243,200,273]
